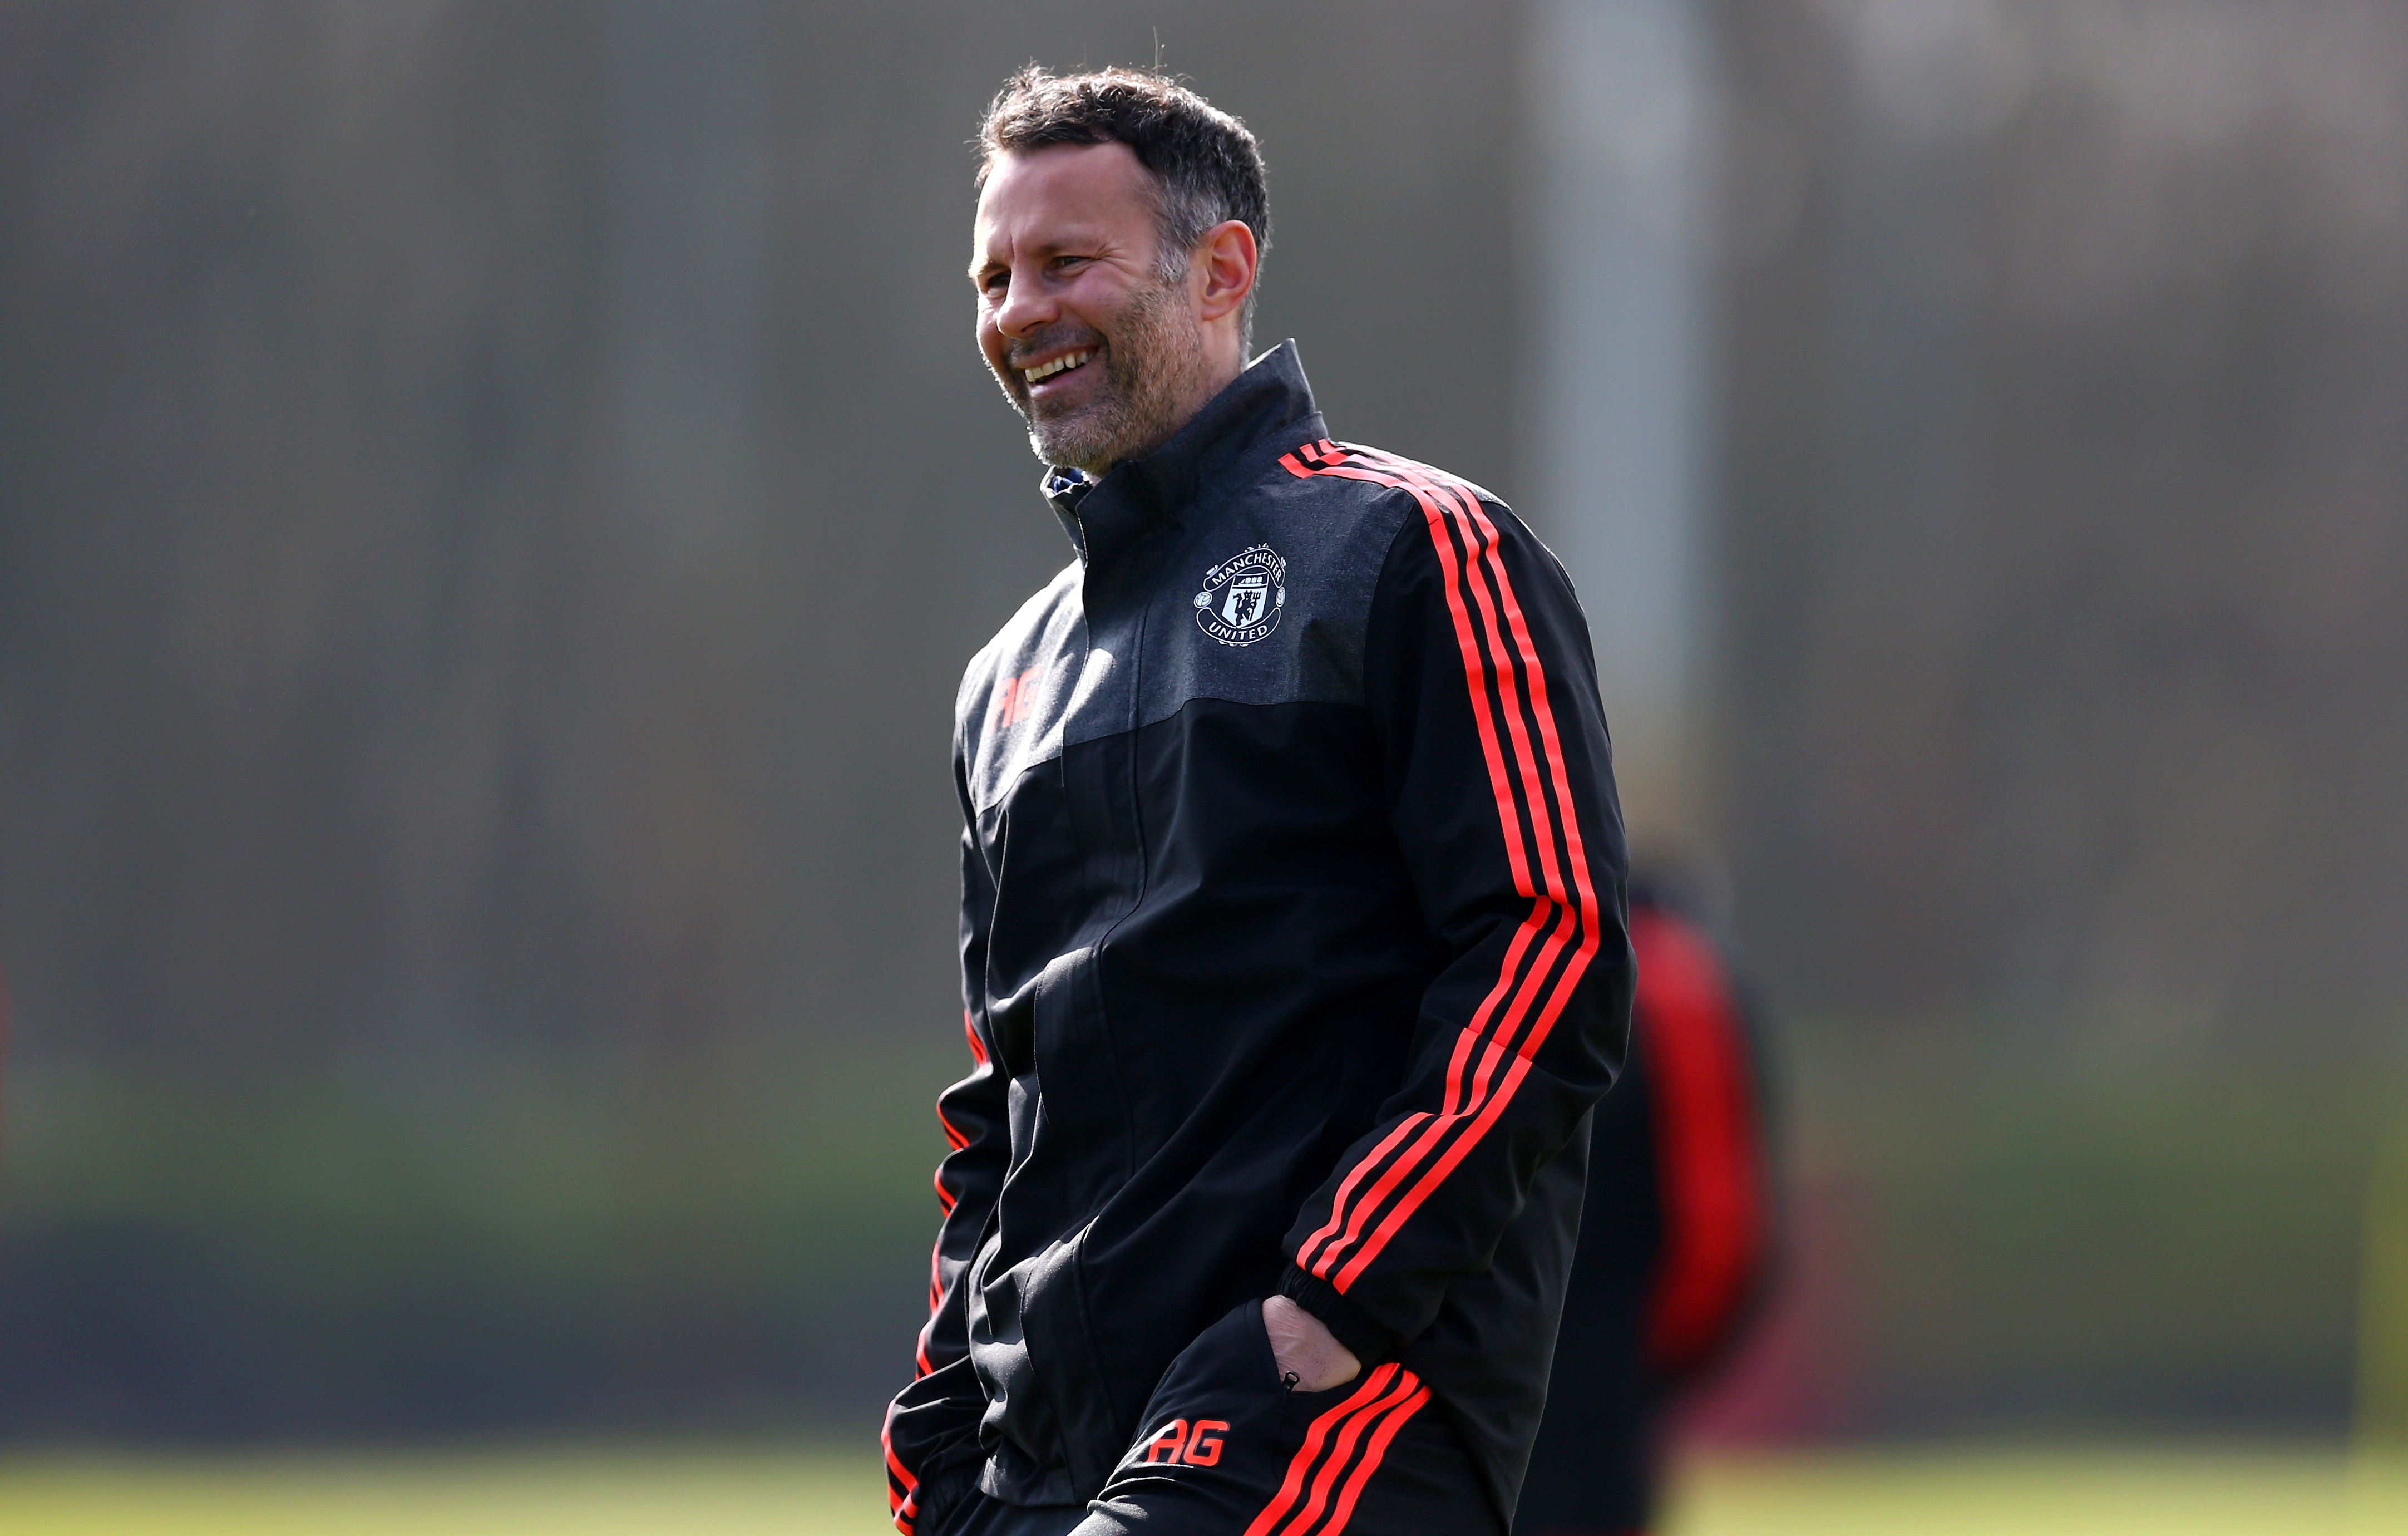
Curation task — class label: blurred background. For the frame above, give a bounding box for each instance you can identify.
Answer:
[3,0,2407,1522]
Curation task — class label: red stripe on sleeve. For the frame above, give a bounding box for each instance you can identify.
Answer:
[882,1400,920,1529]
[1280,442,1603,1292]
[1286,458,1563,1276]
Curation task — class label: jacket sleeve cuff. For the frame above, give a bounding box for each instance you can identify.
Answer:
[1280,1263,1400,1366]
[911,1461,980,1535]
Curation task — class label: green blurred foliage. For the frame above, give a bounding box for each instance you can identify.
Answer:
[0,1046,961,1435]
[1782,1026,2404,1430]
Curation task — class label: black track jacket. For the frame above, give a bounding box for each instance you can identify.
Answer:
[884,343,1634,1534]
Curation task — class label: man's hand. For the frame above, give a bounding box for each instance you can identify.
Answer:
[1262,1294,1361,1392]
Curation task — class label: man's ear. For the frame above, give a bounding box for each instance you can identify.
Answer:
[1193,219,1259,323]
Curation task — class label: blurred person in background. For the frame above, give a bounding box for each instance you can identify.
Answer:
[1513,879,1778,1536]
[881,66,1634,1536]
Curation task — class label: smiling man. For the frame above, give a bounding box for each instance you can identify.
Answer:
[882,67,1635,1536]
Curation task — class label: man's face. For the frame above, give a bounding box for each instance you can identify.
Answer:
[972,142,1210,474]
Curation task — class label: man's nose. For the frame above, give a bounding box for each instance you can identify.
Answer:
[993,267,1055,339]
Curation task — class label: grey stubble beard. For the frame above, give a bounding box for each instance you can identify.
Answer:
[1011,272,1210,475]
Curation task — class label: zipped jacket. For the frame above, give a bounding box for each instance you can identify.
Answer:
[883,342,1634,1534]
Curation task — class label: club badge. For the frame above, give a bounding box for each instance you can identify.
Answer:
[1193,544,1287,647]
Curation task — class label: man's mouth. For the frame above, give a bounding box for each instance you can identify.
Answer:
[1022,348,1094,387]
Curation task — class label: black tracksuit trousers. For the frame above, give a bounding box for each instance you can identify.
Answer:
[932,1302,1500,1536]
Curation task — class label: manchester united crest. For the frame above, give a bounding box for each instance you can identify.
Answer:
[1193,544,1287,647]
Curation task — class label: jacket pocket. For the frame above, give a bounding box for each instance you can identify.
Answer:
[1015,1223,1124,1500]
[1088,1301,1295,1528]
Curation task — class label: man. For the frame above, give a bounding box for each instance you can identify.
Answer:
[884,66,1634,1536]
[1513,883,1777,1536]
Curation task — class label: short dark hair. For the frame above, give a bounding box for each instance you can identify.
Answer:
[977,65,1271,345]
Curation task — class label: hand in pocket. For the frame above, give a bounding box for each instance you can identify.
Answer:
[1262,1293,1361,1392]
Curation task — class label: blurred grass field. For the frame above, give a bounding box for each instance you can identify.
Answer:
[1,1445,2404,1536]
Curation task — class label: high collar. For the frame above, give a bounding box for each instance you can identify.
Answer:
[1044,339,1324,568]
